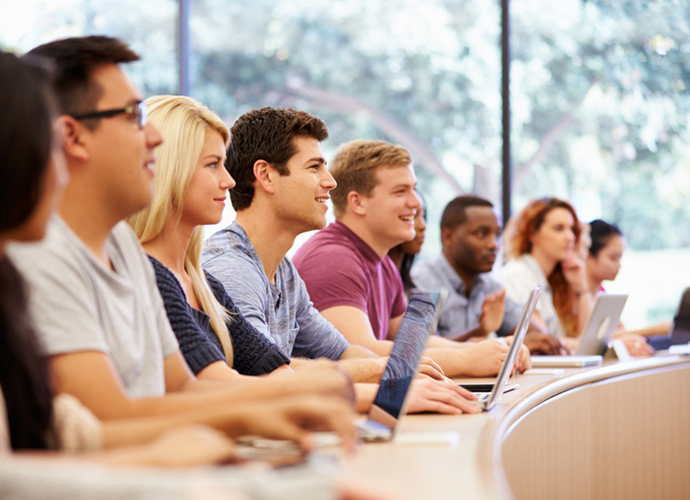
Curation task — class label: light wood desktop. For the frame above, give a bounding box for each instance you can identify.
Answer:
[321,355,690,499]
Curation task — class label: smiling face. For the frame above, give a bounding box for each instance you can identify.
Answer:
[180,128,234,228]
[272,135,336,234]
[530,207,577,263]
[359,163,421,253]
[444,205,501,280]
[399,200,427,256]
[587,234,625,282]
[82,64,163,219]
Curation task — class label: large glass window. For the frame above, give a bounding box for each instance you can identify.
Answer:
[511,0,690,327]
[2,0,687,329]
[192,0,502,255]
[0,0,177,103]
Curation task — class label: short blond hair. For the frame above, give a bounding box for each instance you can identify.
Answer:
[329,139,412,217]
[127,95,234,365]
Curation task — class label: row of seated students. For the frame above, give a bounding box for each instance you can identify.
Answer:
[1,38,384,500]
[0,34,536,499]
[0,33,659,498]
[391,195,658,356]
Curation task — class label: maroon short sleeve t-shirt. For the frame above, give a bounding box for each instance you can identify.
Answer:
[292,220,407,341]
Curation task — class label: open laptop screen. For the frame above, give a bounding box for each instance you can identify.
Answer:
[671,287,690,344]
[372,292,438,420]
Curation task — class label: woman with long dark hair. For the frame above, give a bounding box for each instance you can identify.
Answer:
[0,50,66,451]
[586,219,661,353]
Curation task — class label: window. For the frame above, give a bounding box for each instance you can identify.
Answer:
[0,0,177,101]
[191,0,502,254]
[3,0,687,329]
[512,0,690,327]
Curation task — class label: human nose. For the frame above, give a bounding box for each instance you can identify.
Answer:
[488,235,499,250]
[220,164,236,190]
[145,121,164,149]
[565,227,575,243]
[409,191,422,209]
[417,213,427,232]
[321,169,337,191]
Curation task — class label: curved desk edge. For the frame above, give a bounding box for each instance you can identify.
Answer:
[477,355,690,499]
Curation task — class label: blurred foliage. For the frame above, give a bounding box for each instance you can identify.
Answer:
[1,0,689,250]
[192,0,690,250]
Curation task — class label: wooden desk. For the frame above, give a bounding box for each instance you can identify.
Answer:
[330,355,690,499]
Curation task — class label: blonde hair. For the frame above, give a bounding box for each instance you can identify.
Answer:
[329,139,412,217]
[127,95,234,365]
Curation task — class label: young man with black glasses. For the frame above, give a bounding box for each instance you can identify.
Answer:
[6,36,358,450]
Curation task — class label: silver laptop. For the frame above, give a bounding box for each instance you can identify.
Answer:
[531,293,628,368]
[357,289,448,441]
[470,284,541,411]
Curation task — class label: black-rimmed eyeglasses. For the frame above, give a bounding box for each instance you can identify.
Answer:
[71,101,148,129]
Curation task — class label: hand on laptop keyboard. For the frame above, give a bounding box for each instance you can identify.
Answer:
[405,378,481,414]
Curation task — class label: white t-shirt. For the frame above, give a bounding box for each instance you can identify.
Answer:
[494,254,566,337]
[6,216,179,397]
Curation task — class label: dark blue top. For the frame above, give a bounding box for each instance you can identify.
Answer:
[148,256,289,376]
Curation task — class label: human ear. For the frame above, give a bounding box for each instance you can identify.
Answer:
[57,116,89,163]
[347,190,366,216]
[441,227,454,247]
[253,160,275,195]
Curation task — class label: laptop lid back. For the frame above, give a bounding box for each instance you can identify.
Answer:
[483,284,541,410]
[575,294,628,356]
[670,287,690,345]
[367,290,447,431]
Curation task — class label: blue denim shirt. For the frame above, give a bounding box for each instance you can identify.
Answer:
[411,254,523,338]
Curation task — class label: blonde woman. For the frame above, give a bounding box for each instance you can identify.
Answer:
[128,97,487,416]
[128,95,290,378]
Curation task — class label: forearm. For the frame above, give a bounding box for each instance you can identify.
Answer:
[447,327,487,343]
[100,404,250,449]
[336,358,385,383]
[575,292,594,336]
[623,321,672,338]
[335,345,386,383]
[340,345,380,359]
[97,377,296,421]
[353,384,377,413]
[421,348,469,378]
[427,335,474,349]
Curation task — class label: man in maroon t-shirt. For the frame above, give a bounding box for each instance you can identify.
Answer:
[293,140,530,377]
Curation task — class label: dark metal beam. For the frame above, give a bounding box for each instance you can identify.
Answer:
[501,0,511,227]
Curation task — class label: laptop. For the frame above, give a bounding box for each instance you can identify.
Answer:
[467,284,541,411]
[356,289,448,441]
[240,290,448,452]
[530,294,628,368]
[650,287,690,351]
